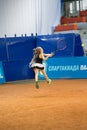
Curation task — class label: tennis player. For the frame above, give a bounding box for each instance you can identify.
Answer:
[29,47,54,89]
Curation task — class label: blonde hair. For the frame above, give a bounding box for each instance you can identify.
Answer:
[33,47,43,58]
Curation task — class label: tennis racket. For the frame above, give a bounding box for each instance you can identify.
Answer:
[52,38,66,54]
[29,62,32,68]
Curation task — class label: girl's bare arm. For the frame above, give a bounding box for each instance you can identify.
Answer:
[40,53,53,61]
[43,53,54,57]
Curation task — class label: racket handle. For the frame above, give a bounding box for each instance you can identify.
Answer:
[51,52,54,56]
[51,52,55,56]
[29,62,32,68]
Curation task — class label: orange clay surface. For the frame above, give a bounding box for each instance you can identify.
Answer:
[0,79,87,130]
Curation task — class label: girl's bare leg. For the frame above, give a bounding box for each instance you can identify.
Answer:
[33,68,39,89]
[40,69,51,84]
[33,68,39,82]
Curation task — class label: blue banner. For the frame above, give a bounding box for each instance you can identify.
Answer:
[39,57,87,79]
[0,62,5,84]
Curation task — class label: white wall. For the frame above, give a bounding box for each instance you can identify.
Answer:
[83,0,87,10]
[0,0,61,37]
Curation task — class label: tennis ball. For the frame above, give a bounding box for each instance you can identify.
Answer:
[82,43,84,47]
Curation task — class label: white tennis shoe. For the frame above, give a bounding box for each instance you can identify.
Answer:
[47,79,51,84]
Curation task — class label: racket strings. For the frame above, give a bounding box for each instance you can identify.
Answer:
[57,39,66,50]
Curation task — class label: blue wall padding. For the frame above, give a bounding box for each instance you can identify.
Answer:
[74,34,84,56]
[36,33,84,57]
[0,36,36,81]
[7,36,36,61]
[3,60,34,81]
[0,38,8,61]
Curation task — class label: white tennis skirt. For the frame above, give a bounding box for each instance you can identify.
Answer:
[29,63,44,70]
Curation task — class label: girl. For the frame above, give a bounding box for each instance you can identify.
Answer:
[30,47,54,89]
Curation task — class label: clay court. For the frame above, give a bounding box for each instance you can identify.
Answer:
[0,79,87,130]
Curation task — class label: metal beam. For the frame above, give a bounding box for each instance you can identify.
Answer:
[62,0,82,2]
